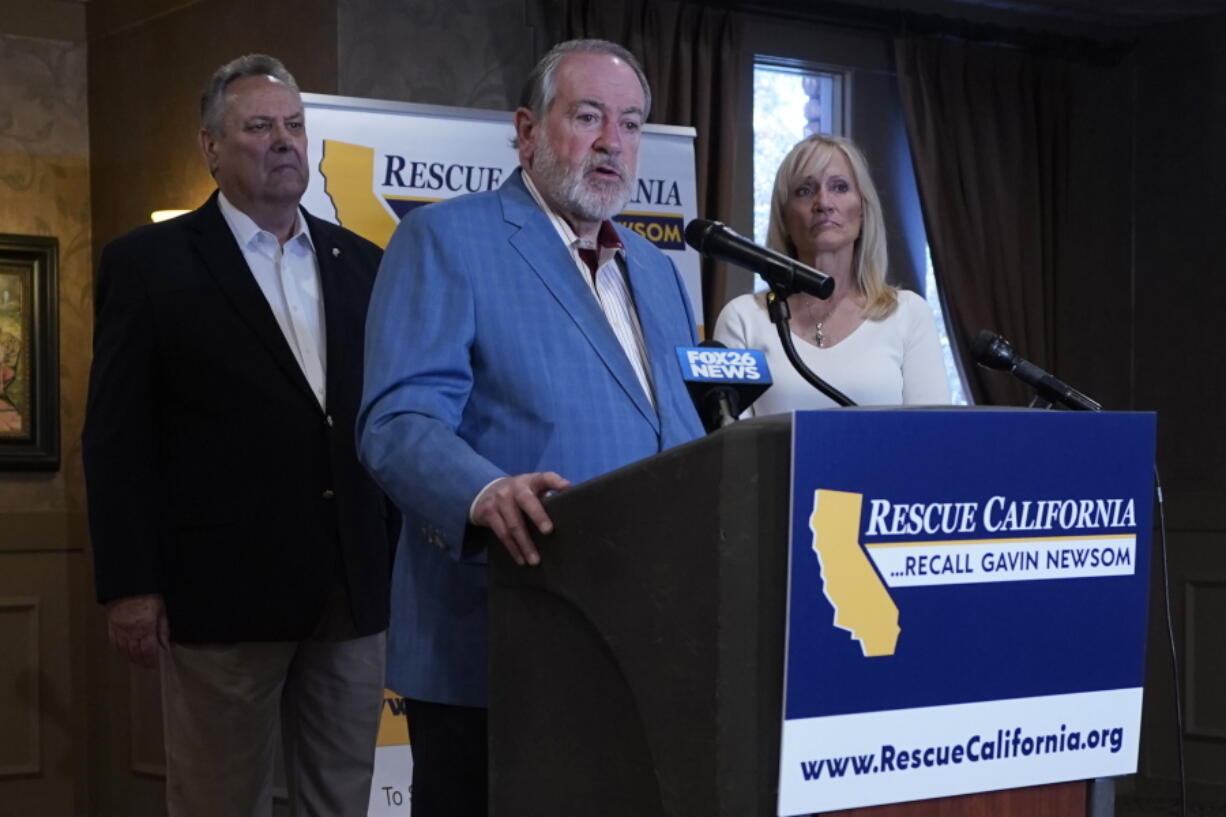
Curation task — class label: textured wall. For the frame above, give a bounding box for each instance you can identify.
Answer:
[337,0,546,110]
[0,33,91,511]
[0,0,86,41]
[0,30,93,817]
[87,0,339,258]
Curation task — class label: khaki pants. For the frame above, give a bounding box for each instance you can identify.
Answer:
[160,629,386,817]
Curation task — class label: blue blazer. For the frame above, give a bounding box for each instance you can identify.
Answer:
[359,169,704,706]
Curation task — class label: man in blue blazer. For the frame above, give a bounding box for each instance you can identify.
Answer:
[359,38,705,817]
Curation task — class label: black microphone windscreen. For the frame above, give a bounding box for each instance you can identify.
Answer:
[684,218,834,300]
[971,330,1014,371]
[684,219,717,253]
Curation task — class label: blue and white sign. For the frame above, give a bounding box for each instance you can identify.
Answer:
[675,346,771,384]
[778,409,1156,815]
[676,346,772,421]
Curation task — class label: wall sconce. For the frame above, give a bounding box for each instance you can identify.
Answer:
[150,210,190,223]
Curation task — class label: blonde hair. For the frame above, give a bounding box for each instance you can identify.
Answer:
[767,134,897,319]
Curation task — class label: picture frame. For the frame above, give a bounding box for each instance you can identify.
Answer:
[0,234,59,470]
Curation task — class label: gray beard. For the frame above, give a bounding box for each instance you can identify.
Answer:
[532,135,635,224]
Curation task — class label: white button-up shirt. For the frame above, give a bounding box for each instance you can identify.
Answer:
[217,192,327,408]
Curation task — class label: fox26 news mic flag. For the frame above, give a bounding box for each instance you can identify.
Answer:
[677,343,772,432]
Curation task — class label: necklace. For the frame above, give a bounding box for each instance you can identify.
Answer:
[804,296,834,348]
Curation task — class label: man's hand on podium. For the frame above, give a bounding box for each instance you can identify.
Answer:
[473,471,571,567]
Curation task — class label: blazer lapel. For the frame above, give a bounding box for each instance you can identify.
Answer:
[500,173,660,432]
[187,194,319,407]
[621,247,684,422]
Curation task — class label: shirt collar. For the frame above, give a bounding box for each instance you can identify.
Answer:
[217,191,314,254]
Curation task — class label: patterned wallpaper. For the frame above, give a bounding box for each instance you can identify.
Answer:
[0,33,90,511]
[337,0,545,111]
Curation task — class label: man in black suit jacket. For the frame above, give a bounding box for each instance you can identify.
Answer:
[83,54,392,817]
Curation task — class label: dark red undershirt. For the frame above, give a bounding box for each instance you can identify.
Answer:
[576,220,625,279]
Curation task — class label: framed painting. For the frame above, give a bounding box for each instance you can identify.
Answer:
[0,234,58,470]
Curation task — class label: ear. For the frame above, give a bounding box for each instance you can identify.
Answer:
[198,128,220,177]
[513,107,537,167]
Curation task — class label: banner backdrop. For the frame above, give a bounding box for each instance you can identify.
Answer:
[368,691,412,815]
[299,93,701,326]
[779,409,1156,815]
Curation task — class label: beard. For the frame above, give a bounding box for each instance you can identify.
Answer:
[531,132,636,224]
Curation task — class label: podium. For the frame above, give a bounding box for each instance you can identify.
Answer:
[488,411,1152,817]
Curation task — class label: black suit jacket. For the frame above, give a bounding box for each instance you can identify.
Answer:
[83,192,392,642]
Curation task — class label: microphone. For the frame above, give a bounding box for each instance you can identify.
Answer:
[676,340,773,433]
[684,219,834,300]
[971,330,1101,412]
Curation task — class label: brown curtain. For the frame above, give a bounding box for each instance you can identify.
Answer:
[894,35,1070,406]
[561,0,740,333]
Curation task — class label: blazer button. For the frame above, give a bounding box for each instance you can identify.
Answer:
[322,489,335,499]
[325,414,334,427]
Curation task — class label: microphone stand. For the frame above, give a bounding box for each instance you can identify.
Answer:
[766,287,857,407]
[1028,395,1055,410]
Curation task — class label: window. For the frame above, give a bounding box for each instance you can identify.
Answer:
[924,248,969,405]
[753,62,846,246]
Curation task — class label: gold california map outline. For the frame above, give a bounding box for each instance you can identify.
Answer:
[319,139,400,248]
[809,489,901,657]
